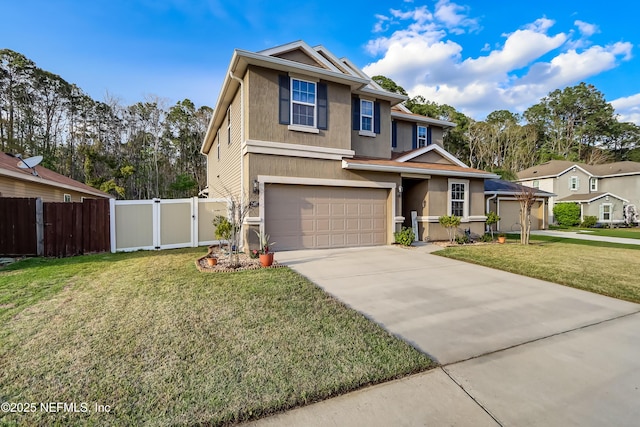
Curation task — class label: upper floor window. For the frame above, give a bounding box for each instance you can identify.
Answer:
[569,176,579,191]
[532,180,540,189]
[417,126,427,147]
[291,78,316,127]
[590,177,597,191]
[360,100,373,132]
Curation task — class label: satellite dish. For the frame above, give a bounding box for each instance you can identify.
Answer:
[17,155,43,169]
[17,155,42,176]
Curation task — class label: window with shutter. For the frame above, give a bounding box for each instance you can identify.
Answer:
[280,75,327,133]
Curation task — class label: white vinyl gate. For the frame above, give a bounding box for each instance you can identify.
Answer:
[110,197,228,252]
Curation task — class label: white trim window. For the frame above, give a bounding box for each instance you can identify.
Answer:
[532,179,540,189]
[64,194,72,202]
[417,125,427,148]
[291,78,316,127]
[590,177,598,191]
[448,179,469,218]
[600,203,612,221]
[360,99,374,132]
[569,176,579,191]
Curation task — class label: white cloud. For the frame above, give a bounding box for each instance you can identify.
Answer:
[575,20,599,37]
[363,3,634,120]
[611,93,640,123]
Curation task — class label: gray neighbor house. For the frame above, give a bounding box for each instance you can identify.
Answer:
[517,160,640,225]
[200,40,499,250]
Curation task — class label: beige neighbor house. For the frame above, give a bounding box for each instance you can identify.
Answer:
[485,179,555,232]
[0,152,112,202]
[517,160,640,225]
[201,41,497,250]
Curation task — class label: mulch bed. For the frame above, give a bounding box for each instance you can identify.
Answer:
[195,245,285,273]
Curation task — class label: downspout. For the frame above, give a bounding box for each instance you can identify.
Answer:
[486,193,497,232]
[229,71,245,248]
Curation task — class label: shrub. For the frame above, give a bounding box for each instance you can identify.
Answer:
[553,203,581,227]
[394,227,415,246]
[212,215,233,241]
[455,234,470,244]
[479,233,494,242]
[581,215,598,228]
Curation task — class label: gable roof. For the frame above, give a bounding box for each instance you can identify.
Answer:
[557,192,628,203]
[517,159,640,180]
[394,145,468,168]
[484,179,555,197]
[0,152,113,198]
[201,40,407,154]
[342,157,498,179]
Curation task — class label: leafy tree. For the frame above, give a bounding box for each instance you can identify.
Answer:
[438,215,461,243]
[372,75,407,95]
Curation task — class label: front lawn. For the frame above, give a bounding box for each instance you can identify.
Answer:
[436,240,640,304]
[577,227,640,240]
[0,249,433,426]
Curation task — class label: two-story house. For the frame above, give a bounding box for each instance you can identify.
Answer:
[200,41,497,250]
[517,160,640,225]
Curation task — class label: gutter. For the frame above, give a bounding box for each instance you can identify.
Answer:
[486,193,497,213]
[229,71,246,248]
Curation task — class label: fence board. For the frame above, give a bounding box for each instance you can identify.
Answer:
[82,199,110,253]
[0,197,38,256]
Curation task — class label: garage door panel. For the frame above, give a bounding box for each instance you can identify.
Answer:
[265,184,388,250]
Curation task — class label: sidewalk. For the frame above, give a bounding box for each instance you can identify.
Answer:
[530,229,640,245]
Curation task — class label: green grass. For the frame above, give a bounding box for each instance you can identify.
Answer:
[437,240,640,304]
[0,249,433,426]
[576,227,640,240]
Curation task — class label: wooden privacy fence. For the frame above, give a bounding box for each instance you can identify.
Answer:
[1,197,228,257]
[0,197,110,257]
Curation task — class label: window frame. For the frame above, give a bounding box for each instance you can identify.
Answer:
[63,194,71,203]
[290,78,317,128]
[360,99,374,134]
[601,203,612,221]
[590,177,598,191]
[447,179,469,219]
[532,179,540,189]
[417,125,427,147]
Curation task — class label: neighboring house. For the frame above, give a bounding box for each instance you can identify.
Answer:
[485,179,555,232]
[200,41,497,250]
[517,160,640,225]
[0,152,113,202]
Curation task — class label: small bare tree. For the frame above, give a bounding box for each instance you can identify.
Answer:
[515,186,538,245]
[213,186,255,268]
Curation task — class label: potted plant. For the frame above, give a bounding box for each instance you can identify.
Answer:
[497,233,506,244]
[206,254,218,267]
[254,229,276,267]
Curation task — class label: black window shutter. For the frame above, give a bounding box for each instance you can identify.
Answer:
[352,97,360,130]
[391,121,397,148]
[412,123,417,149]
[279,75,290,125]
[427,126,432,145]
[317,82,328,130]
[374,101,381,134]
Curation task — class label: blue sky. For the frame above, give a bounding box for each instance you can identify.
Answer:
[3,0,640,123]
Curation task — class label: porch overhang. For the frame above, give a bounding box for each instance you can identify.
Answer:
[342,159,499,179]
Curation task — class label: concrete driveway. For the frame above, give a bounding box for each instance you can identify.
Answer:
[254,244,640,426]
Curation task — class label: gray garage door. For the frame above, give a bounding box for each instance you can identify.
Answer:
[265,184,387,250]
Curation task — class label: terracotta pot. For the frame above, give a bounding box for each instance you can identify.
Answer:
[206,257,218,266]
[497,236,506,244]
[259,252,274,267]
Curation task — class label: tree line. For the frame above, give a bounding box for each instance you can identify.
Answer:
[0,49,212,199]
[2,48,638,201]
[374,76,640,179]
